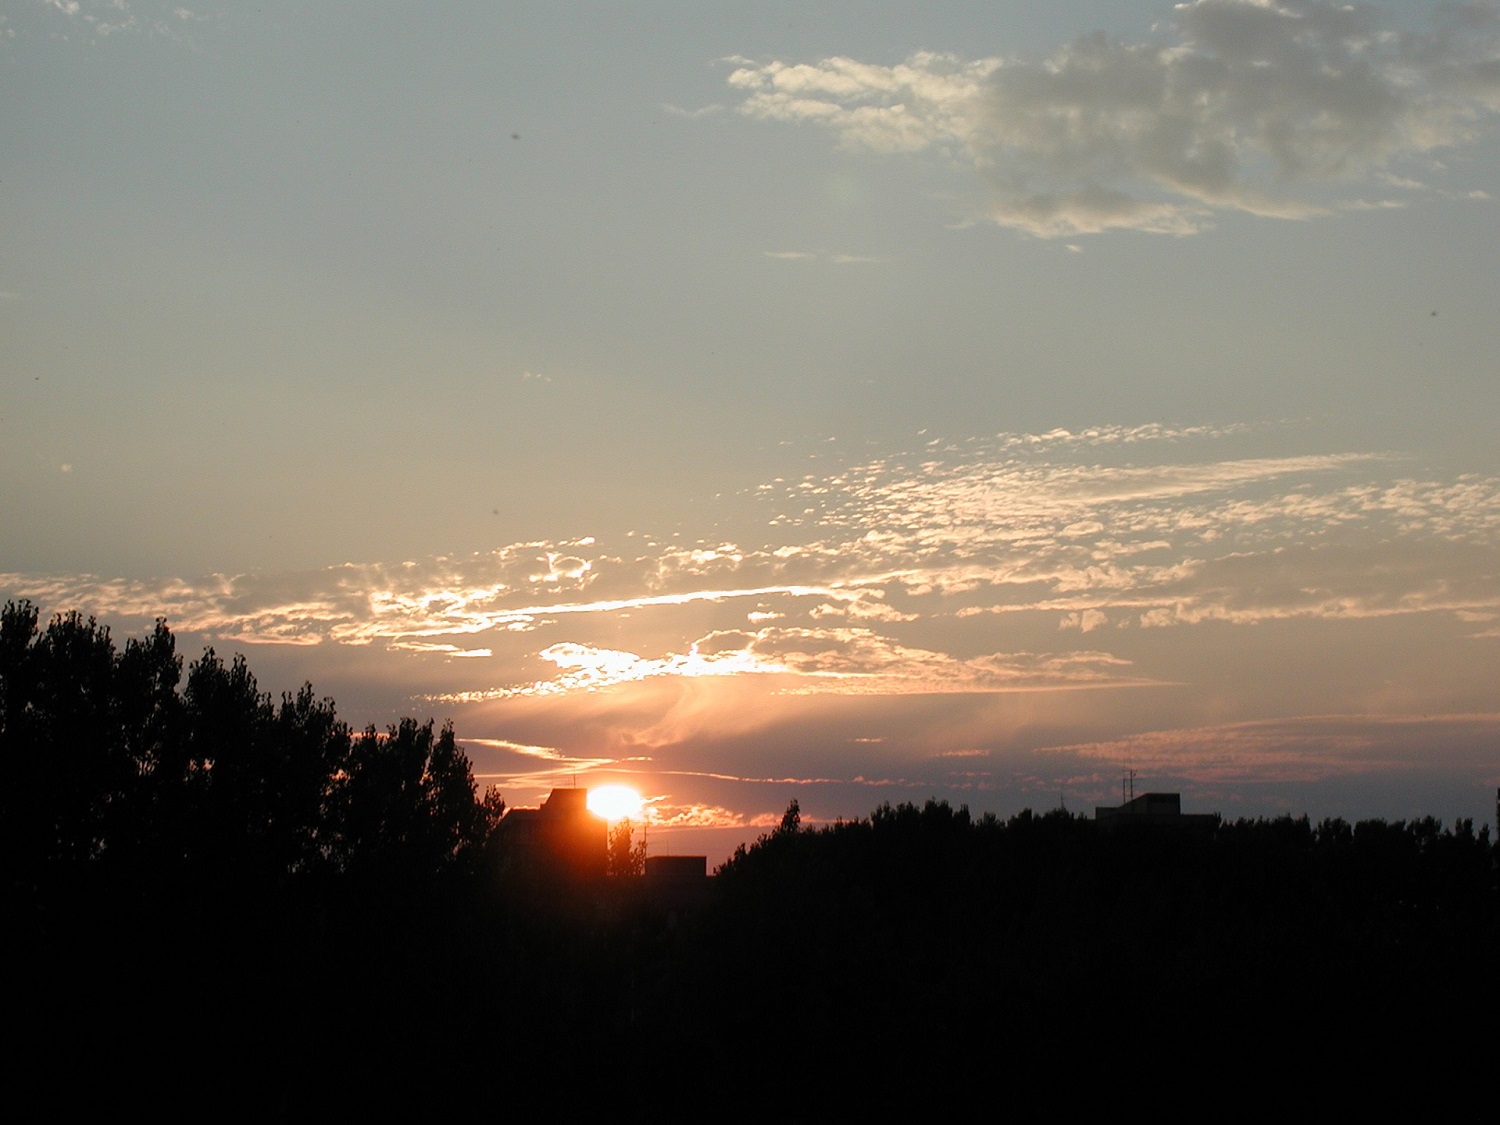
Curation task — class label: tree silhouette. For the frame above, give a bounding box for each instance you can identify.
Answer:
[333,718,489,880]
[0,603,159,873]
[0,603,497,894]
[778,798,800,835]
[607,817,646,876]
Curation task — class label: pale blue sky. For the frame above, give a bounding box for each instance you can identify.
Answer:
[5,1,1500,856]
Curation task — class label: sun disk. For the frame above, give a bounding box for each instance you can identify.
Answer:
[587,784,644,822]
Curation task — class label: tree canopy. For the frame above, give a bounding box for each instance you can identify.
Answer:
[0,600,496,895]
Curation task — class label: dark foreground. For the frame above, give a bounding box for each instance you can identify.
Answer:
[14,802,1498,1115]
[5,606,1495,1112]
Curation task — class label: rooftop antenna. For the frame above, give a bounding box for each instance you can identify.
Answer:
[1123,767,1137,804]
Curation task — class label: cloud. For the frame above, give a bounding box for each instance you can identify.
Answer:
[1036,712,1500,785]
[809,589,917,622]
[763,249,885,263]
[447,624,1158,700]
[727,1,1500,235]
[9,422,1500,720]
[462,736,616,788]
[387,641,494,658]
[640,801,749,829]
[24,1,211,44]
[1127,540,1500,628]
[38,0,134,36]
[995,421,1254,450]
[1061,608,1112,633]
[660,103,724,119]
[14,420,1500,833]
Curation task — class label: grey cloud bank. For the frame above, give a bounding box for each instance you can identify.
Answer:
[729,0,1500,234]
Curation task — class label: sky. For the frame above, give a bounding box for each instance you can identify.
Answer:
[5,0,1500,862]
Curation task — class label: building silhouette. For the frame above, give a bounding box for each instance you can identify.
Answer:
[498,787,713,908]
[498,787,608,878]
[1094,792,1218,832]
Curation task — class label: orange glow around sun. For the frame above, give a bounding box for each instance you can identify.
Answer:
[587,784,644,822]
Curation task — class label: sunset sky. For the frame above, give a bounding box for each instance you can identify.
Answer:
[5,1,1500,861]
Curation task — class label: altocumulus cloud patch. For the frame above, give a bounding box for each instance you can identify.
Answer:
[727,0,1500,236]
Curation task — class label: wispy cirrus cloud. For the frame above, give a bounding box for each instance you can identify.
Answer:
[1037,712,1500,785]
[0,551,864,648]
[763,249,888,263]
[432,625,1155,701]
[728,1,1500,235]
[8,421,1500,706]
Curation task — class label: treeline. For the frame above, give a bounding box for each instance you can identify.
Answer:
[1,601,502,898]
[6,604,1498,1109]
[679,799,1499,1096]
[2,603,525,1115]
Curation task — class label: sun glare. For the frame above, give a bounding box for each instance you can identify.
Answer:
[587,784,644,822]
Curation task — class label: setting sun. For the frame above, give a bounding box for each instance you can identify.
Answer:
[587,784,644,823]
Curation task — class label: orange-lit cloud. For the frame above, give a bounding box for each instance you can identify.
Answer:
[8,424,1500,729]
